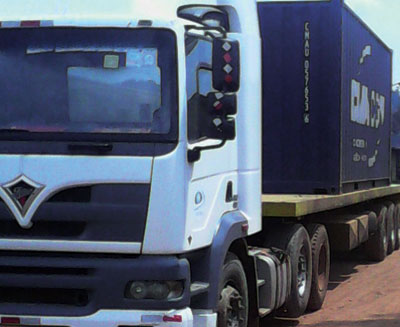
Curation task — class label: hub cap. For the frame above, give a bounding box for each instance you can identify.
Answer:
[383,220,387,247]
[298,247,308,298]
[317,244,327,291]
[218,285,245,327]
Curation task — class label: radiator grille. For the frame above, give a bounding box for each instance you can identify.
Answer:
[0,184,150,243]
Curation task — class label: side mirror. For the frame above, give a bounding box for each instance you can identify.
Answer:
[208,116,236,140]
[205,92,236,140]
[212,38,240,93]
[188,92,237,142]
[208,92,237,115]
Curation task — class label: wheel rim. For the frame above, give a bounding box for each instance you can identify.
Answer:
[297,246,308,298]
[218,285,245,327]
[317,244,327,292]
[389,216,395,244]
[398,222,400,241]
[383,219,388,247]
[387,218,395,247]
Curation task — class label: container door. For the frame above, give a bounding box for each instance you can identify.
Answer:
[341,6,392,189]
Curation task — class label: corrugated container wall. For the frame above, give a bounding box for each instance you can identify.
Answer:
[258,0,392,194]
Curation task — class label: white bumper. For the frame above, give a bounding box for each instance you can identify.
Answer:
[1,309,217,327]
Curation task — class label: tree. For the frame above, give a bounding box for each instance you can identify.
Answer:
[392,86,400,135]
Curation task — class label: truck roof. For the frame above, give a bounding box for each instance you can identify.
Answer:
[262,185,400,218]
[0,0,182,22]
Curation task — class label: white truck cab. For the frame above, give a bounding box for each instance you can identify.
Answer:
[0,1,263,327]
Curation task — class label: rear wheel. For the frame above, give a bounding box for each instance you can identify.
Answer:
[365,205,388,262]
[385,202,395,255]
[217,252,248,327]
[278,225,312,318]
[306,224,330,312]
[394,203,400,251]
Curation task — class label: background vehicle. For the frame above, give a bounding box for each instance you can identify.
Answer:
[392,85,400,181]
[0,0,397,327]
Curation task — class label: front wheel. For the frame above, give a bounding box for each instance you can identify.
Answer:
[217,252,248,327]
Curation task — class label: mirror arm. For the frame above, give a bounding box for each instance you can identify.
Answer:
[187,139,227,163]
[185,25,227,38]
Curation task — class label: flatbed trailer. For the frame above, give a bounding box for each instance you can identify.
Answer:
[259,186,400,258]
[262,185,400,218]
[250,186,400,323]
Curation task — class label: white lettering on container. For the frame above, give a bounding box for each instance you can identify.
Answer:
[351,79,385,129]
[304,22,310,124]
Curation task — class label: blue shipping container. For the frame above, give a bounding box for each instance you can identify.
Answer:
[258,0,392,194]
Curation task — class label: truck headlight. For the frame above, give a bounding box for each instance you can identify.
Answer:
[126,281,184,300]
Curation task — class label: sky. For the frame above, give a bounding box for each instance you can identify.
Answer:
[345,0,400,84]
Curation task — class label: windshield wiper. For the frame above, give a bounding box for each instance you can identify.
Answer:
[68,143,114,153]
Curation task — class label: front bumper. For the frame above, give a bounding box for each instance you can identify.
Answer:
[0,309,217,327]
[0,254,191,317]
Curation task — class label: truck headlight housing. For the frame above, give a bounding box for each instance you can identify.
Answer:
[125,281,184,300]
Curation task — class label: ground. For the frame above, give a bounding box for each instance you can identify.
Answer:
[261,248,400,327]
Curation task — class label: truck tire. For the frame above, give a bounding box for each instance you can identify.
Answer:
[306,224,330,312]
[384,202,395,255]
[386,207,395,255]
[217,252,248,327]
[277,224,312,318]
[394,203,400,251]
[365,205,388,262]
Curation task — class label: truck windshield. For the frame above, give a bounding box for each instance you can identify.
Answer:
[0,28,177,142]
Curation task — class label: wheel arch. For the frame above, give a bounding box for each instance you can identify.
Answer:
[228,238,259,327]
[189,211,257,316]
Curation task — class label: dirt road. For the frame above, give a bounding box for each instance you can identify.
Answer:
[262,249,400,327]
